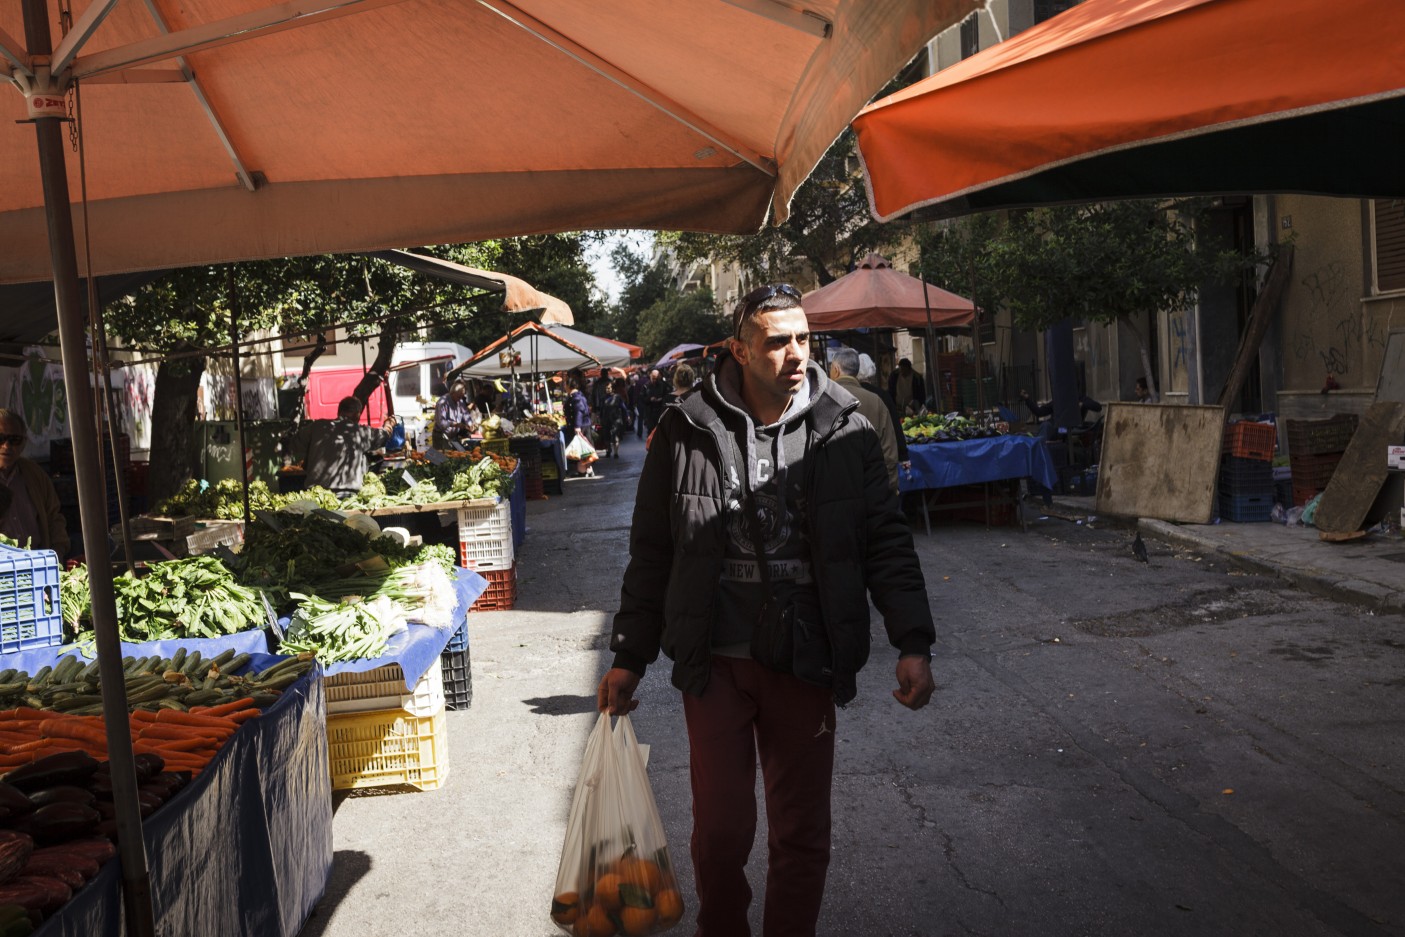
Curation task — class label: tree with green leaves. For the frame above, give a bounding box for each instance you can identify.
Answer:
[108,248,502,501]
[609,241,672,346]
[918,200,1249,401]
[636,288,727,361]
[659,131,911,287]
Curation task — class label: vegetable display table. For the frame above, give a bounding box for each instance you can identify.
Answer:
[899,435,1058,534]
[31,661,330,937]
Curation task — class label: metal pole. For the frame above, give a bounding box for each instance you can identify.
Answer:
[970,260,986,419]
[920,269,941,413]
[228,269,251,526]
[21,1,156,933]
[92,302,137,573]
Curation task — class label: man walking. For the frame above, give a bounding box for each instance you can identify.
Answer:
[642,368,669,437]
[829,348,900,494]
[598,284,935,937]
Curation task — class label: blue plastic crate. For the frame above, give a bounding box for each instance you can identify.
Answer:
[1218,493,1274,523]
[0,543,64,654]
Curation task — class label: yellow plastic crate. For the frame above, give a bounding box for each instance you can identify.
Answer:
[328,705,449,792]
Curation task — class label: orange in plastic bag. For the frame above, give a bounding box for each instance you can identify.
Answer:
[551,713,684,936]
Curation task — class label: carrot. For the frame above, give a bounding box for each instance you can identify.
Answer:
[134,723,217,743]
[151,710,237,733]
[39,718,110,750]
[6,737,69,754]
[0,753,39,769]
[227,709,262,725]
[0,708,55,721]
[137,736,215,754]
[198,697,256,718]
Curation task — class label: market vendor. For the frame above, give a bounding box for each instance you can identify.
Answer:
[432,380,477,449]
[292,397,395,498]
[0,409,70,557]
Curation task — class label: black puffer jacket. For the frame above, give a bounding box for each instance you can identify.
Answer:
[610,357,934,705]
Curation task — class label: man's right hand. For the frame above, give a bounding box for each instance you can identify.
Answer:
[597,668,641,715]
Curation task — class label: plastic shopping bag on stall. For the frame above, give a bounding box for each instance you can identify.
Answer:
[551,713,684,935]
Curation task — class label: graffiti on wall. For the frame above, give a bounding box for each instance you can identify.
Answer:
[1,355,67,458]
[1292,262,1356,375]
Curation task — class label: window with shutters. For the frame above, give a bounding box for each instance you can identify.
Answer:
[960,15,978,59]
[1374,199,1405,293]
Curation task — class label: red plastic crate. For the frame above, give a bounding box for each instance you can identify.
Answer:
[469,564,517,612]
[1288,452,1343,489]
[1292,484,1325,507]
[1221,421,1276,461]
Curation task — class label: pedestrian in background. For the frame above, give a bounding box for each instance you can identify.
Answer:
[642,368,669,436]
[0,409,69,558]
[829,348,900,494]
[859,352,908,465]
[669,363,697,405]
[599,283,935,937]
[599,379,629,459]
[888,357,926,416]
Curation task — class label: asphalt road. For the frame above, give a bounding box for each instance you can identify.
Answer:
[300,435,1405,937]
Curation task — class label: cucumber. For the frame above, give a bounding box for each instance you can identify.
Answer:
[180,652,204,677]
[170,647,186,671]
[222,654,252,676]
[210,649,237,670]
[0,670,15,684]
[77,658,101,683]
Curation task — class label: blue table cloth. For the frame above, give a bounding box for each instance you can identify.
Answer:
[898,435,1058,494]
[318,565,486,689]
[34,662,330,937]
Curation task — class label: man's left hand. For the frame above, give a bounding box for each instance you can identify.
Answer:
[893,655,935,711]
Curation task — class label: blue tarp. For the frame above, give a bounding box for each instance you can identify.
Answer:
[34,661,331,937]
[317,565,485,689]
[898,435,1059,493]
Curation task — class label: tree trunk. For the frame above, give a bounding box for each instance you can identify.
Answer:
[349,319,400,414]
[147,353,205,504]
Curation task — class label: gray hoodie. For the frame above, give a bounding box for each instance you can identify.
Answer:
[706,356,822,653]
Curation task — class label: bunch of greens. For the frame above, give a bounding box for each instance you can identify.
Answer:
[155,478,341,518]
[280,592,406,662]
[95,556,267,641]
[59,564,91,628]
[340,456,513,509]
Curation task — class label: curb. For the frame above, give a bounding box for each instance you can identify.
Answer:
[1137,518,1405,616]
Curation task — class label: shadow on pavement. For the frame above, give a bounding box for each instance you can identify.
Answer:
[297,849,372,937]
[522,693,598,715]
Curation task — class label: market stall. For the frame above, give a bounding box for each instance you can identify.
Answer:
[21,655,328,937]
[899,427,1058,534]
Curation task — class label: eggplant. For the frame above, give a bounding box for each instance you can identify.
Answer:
[24,803,100,845]
[25,787,96,810]
[2,752,100,794]
[0,784,35,823]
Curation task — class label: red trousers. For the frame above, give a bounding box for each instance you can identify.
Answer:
[683,656,836,937]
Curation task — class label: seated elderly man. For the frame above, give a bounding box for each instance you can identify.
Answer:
[0,409,70,557]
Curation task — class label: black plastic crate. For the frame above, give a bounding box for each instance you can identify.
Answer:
[1218,492,1273,522]
[1218,455,1273,483]
[441,648,472,710]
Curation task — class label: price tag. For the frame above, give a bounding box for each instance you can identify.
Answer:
[402,470,417,488]
[424,448,448,464]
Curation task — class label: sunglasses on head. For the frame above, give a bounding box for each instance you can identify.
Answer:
[733,284,802,339]
[0,434,25,447]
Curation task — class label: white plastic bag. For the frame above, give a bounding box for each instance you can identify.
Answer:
[565,432,597,462]
[551,713,684,935]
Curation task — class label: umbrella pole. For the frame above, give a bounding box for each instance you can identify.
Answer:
[229,270,251,526]
[970,260,986,419]
[22,3,157,933]
[921,275,940,413]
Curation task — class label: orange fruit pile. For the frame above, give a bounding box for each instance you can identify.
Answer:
[551,853,684,936]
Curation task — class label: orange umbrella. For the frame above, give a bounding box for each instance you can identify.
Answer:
[802,252,973,331]
[0,0,982,282]
[853,0,1405,222]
